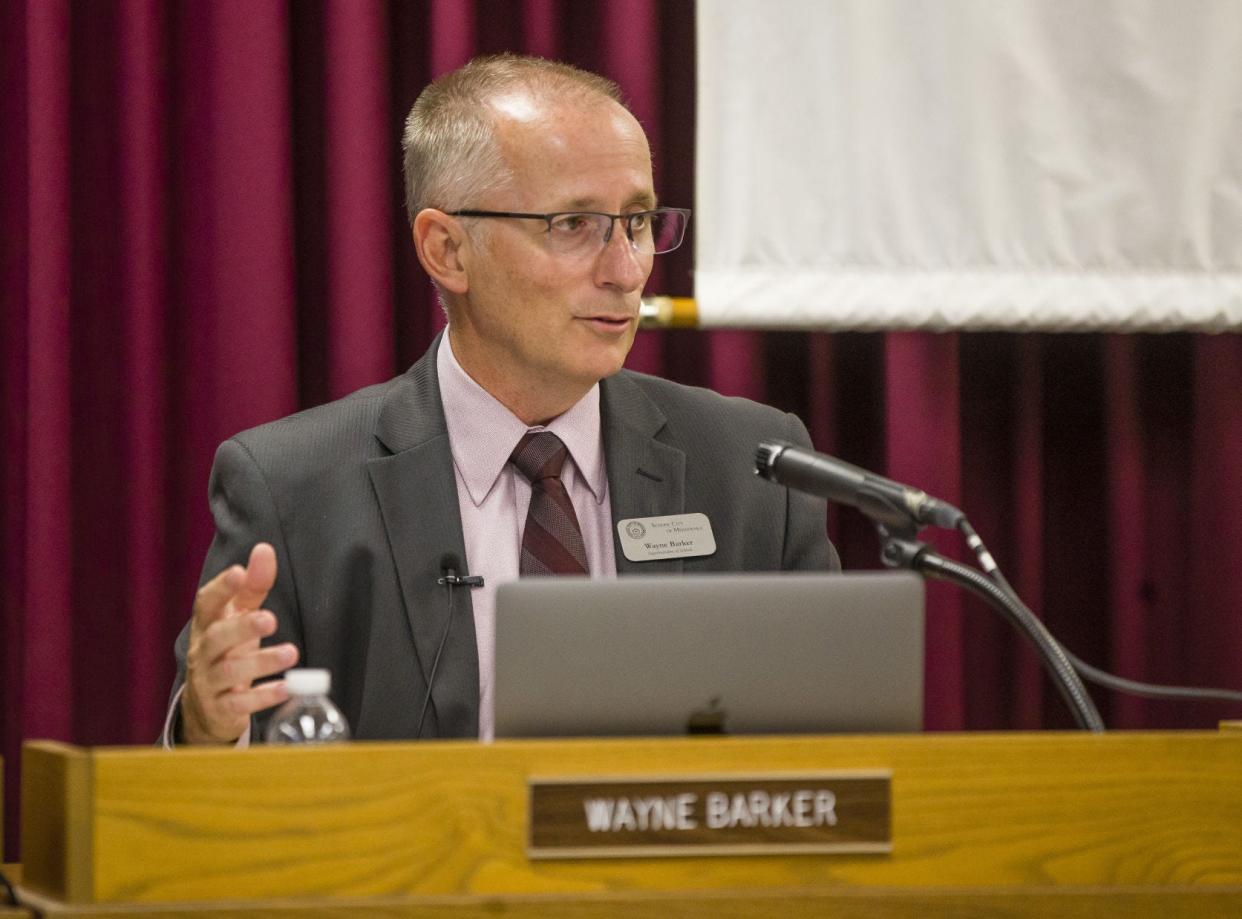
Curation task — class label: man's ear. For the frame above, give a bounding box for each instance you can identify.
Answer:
[412,209,470,295]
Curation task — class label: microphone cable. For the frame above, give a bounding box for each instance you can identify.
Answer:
[755,439,1242,718]
[911,546,1105,731]
[415,554,461,739]
[959,519,1242,707]
[415,553,486,738]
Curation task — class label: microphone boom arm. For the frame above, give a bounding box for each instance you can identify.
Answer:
[878,524,1105,732]
[755,439,1105,730]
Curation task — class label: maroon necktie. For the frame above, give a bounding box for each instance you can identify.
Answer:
[510,431,590,576]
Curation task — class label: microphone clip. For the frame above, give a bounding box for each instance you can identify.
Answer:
[438,573,485,587]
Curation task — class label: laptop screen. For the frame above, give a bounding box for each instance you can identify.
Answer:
[493,571,924,738]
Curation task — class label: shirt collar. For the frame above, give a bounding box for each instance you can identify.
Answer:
[437,332,607,507]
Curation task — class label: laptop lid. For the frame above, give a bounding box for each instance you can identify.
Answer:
[493,571,924,738]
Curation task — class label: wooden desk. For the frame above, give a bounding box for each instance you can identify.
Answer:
[13,884,1242,918]
[16,731,1242,917]
[1,862,31,918]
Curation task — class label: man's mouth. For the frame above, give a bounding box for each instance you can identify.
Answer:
[579,314,634,330]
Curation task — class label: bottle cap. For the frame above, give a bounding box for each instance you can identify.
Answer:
[284,668,330,696]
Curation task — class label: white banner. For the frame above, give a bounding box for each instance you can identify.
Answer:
[695,0,1242,331]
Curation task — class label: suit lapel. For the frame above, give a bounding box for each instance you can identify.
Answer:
[366,336,479,738]
[601,373,686,575]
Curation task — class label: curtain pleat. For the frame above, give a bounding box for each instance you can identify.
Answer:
[1190,336,1242,688]
[707,331,766,401]
[3,0,1241,862]
[0,0,31,863]
[118,0,170,738]
[885,333,965,729]
[1104,337,1150,726]
[1010,337,1047,729]
[429,0,476,75]
[522,0,558,58]
[23,0,74,744]
[324,0,395,398]
[200,2,299,430]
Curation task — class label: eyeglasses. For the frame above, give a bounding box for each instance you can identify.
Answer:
[447,207,691,257]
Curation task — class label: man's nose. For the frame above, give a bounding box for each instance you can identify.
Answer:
[595,219,649,291]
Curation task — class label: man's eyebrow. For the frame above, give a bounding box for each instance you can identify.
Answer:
[560,193,659,212]
[622,191,658,210]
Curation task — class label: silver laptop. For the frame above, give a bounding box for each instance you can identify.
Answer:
[493,571,924,738]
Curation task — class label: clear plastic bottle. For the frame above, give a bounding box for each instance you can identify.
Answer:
[264,668,351,744]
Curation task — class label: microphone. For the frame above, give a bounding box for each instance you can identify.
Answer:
[754,441,964,530]
[437,562,485,588]
[416,553,481,738]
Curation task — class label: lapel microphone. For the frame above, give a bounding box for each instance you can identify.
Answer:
[437,566,485,588]
[417,553,483,739]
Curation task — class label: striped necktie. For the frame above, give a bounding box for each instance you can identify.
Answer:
[510,431,590,576]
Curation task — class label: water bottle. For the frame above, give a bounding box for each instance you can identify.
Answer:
[264,668,351,744]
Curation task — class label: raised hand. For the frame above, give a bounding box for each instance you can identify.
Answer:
[180,543,299,743]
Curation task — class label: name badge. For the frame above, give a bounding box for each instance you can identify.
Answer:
[617,513,717,562]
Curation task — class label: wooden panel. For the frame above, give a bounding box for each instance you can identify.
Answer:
[14,885,1242,918]
[20,732,1242,904]
[1,857,33,917]
[0,862,22,919]
[19,743,92,903]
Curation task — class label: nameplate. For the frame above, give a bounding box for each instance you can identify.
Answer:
[616,513,717,561]
[527,772,891,858]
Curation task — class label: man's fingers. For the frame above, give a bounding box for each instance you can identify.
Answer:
[222,679,292,721]
[190,543,277,638]
[182,678,292,744]
[232,542,277,612]
[182,543,288,744]
[200,642,299,695]
[191,564,246,628]
[193,609,279,669]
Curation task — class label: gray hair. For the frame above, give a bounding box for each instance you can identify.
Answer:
[401,54,625,223]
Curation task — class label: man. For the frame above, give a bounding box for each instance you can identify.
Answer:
[166,55,836,746]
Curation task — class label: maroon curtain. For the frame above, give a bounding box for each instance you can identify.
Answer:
[3,0,1241,859]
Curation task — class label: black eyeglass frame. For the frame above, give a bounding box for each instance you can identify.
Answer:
[446,207,691,253]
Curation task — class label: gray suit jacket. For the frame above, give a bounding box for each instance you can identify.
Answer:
[171,337,837,741]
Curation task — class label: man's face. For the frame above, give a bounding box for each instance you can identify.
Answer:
[448,92,655,420]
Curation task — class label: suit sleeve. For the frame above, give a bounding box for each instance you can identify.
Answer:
[780,412,842,572]
[163,437,306,745]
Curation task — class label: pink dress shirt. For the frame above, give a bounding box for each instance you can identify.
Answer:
[437,334,617,741]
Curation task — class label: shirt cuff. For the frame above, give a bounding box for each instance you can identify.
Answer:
[162,683,251,749]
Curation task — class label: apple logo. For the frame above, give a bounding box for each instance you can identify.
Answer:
[686,696,727,734]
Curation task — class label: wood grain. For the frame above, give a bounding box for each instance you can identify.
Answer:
[20,742,92,902]
[18,732,1242,906]
[15,885,1242,918]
